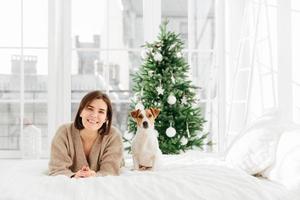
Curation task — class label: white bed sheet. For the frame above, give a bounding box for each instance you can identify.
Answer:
[0,152,298,200]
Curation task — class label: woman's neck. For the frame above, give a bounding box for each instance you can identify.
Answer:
[80,129,98,141]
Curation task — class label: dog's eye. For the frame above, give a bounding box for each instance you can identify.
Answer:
[138,115,143,119]
[147,114,152,118]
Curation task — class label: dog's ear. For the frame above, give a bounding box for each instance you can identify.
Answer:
[131,109,140,119]
[150,108,160,119]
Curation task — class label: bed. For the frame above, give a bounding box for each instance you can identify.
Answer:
[1,111,300,200]
[0,151,298,200]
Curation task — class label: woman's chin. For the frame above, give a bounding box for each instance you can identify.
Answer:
[83,123,101,131]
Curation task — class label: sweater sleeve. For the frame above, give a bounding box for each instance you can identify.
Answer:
[96,129,124,176]
[48,125,75,178]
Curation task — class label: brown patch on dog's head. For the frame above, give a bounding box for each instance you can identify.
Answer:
[131,109,141,119]
[149,108,160,119]
[131,108,160,128]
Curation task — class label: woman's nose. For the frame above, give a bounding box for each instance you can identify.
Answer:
[90,111,98,117]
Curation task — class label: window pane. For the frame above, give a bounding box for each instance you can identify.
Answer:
[71,103,79,122]
[292,0,300,10]
[72,0,104,49]
[162,0,188,48]
[112,102,130,133]
[108,50,141,133]
[0,49,21,100]
[23,49,48,100]
[190,52,214,95]
[0,103,20,150]
[108,0,143,49]
[72,0,143,49]
[191,0,215,50]
[24,103,48,151]
[108,50,138,92]
[190,51,215,151]
[261,74,277,109]
[0,0,21,47]
[23,0,48,47]
[293,86,300,123]
[71,49,107,101]
[108,50,141,100]
[292,11,300,123]
[292,12,300,83]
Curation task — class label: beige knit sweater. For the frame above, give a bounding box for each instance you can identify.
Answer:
[48,123,123,177]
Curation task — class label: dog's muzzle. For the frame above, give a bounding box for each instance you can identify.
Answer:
[142,121,148,129]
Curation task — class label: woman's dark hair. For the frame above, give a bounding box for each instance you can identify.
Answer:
[74,90,112,135]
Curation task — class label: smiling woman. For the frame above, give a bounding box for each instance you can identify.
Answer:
[48,90,124,178]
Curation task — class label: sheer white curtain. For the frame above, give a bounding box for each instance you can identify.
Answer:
[48,0,71,145]
[225,0,293,148]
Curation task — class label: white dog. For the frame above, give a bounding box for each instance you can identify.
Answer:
[131,108,162,171]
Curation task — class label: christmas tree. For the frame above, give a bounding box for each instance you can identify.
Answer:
[126,21,208,154]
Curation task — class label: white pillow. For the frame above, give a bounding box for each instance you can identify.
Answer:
[226,127,282,175]
[262,129,300,189]
[226,109,282,150]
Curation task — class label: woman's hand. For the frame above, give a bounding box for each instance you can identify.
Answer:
[81,166,96,177]
[73,166,96,178]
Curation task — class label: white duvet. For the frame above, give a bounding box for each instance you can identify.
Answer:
[0,152,298,200]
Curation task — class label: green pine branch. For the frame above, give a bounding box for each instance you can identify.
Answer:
[126,20,211,154]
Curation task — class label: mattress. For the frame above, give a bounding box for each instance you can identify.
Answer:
[0,151,298,200]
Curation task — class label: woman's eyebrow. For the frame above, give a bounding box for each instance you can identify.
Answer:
[89,105,106,111]
[87,104,106,111]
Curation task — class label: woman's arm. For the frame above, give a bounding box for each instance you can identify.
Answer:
[96,129,124,176]
[48,125,75,177]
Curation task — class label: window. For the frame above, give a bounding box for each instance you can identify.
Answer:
[292,0,300,122]
[162,0,216,151]
[71,0,144,135]
[0,0,218,157]
[0,0,48,157]
[226,0,279,145]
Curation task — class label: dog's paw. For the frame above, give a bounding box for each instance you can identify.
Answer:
[138,165,153,171]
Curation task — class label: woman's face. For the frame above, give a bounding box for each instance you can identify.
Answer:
[80,99,108,132]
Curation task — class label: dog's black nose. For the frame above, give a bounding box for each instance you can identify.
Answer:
[143,121,148,129]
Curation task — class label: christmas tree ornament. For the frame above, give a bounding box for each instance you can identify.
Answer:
[131,95,138,102]
[153,52,163,62]
[180,137,188,145]
[171,72,175,84]
[176,52,182,58]
[141,49,148,59]
[181,96,187,105]
[155,42,161,48]
[135,102,145,110]
[186,122,191,138]
[197,131,204,138]
[166,125,176,137]
[169,43,176,50]
[148,70,154,76]
[156,86,164,95]
[167,94,176,105]
[156,80,164,95]
[132,92,140,102]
